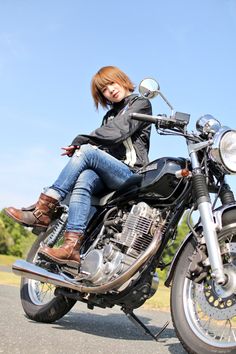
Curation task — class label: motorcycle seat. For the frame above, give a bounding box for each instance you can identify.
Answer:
[91,173,143,206]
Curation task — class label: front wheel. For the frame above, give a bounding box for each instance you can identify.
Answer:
[171,225,236,354]
[20,223,76,323]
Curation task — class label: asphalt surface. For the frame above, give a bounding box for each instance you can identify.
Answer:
[0,284,188,354]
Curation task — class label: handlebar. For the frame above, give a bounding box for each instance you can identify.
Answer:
[129,113,158,123]
[129,112,190,129]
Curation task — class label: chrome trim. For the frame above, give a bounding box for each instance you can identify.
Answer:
[210,126,236,174]
[196,115,221,136]
[198,202,226,284]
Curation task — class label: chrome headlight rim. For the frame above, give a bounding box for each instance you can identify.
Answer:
[210,127,236,174]
[196,114,221,136]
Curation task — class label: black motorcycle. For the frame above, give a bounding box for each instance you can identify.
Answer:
[13,78,236,354]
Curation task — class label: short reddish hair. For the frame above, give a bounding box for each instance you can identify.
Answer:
[91,66,135,109]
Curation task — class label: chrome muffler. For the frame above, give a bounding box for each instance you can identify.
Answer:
[12,260,83,291]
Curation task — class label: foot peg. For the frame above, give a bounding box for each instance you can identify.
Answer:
[61,263,80,277]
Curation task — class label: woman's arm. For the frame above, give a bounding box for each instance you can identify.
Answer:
[71,97,152,147]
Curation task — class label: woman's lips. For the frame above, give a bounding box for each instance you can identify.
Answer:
[113,92,119,98]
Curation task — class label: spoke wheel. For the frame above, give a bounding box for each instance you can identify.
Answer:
[171,225,236,354]
[20,222,76,323]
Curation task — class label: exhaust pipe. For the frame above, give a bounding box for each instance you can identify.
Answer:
[12,227,163,294]
[12,260,83,291]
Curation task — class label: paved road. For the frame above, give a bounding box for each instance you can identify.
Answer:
[0,284,187,354]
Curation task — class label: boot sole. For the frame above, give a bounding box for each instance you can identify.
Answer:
[38,249,80,268]
[3,209,48,229]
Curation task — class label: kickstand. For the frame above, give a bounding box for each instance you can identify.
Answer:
[122,308,169,342]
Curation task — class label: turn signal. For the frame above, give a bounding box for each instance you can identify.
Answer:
[175,169,191,178]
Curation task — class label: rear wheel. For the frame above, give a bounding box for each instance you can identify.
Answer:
[20,223,76,323]
[171,224,236,354]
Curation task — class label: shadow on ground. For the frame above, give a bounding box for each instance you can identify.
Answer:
[28,309,187,353]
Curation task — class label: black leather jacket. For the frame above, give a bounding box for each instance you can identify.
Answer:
[71,94,152,171]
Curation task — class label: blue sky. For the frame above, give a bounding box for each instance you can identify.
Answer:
[1,0,236,209]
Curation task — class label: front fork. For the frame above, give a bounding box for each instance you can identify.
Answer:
[189,144,226,285]
[197,202,226,284]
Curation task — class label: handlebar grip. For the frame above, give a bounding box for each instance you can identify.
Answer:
[129,112,157,123]
[130,112,187,130]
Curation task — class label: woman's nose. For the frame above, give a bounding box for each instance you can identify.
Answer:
[108,85,114,93]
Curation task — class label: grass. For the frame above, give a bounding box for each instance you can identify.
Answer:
[145,282,170,310]
[0,254,21,286]
[0,254,20,266]
[0,271,20,286]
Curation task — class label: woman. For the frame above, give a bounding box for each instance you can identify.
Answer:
[5,66,152,266]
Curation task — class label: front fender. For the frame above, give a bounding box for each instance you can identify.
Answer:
[164,203,236,288]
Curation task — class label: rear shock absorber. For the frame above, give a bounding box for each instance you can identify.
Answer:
[46,205,68,246]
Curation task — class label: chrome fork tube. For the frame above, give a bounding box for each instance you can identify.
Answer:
[189,145,226,285]
[198,201,226,284]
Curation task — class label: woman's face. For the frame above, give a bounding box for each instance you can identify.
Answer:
[102,82,130,103]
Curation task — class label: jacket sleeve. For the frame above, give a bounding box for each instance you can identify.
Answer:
[71,97,152,147]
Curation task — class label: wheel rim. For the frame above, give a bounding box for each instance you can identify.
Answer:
[27,278,56,305]
[183,231,236,348]
[26,227,64,306]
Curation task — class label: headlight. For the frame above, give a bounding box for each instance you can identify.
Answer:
[210,127,236,174]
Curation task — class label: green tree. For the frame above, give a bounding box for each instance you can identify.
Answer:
[160,212,191,277]
[0,210,35,257]
[0,218,14,254]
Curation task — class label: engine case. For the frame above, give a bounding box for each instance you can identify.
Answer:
[80,202,161,285]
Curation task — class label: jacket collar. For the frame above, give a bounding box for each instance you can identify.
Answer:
[112,93,138,110]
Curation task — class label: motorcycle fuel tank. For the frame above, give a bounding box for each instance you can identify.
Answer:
[110,157,189,205]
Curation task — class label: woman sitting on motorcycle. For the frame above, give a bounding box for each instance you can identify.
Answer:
[5,65,152,266]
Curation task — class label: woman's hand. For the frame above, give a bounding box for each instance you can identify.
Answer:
[61,145,78,157]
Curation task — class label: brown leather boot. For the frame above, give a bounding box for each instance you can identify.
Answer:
[38,231,84,265]
[4,193,59,229]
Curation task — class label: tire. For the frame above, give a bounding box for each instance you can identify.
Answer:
[171,225,236,354]
[20,224,76,323]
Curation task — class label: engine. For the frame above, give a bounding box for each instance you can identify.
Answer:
[80,202,162,286]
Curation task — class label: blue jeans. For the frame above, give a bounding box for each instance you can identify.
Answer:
[51,144,133,232]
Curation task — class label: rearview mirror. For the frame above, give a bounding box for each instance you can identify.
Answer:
[139,78,160,99]
[139,77,174,114]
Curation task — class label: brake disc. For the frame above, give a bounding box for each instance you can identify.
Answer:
[195,243,236,320]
